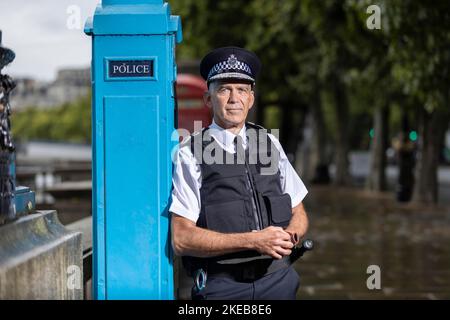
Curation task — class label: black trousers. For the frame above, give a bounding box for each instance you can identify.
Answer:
[192,266,300,300]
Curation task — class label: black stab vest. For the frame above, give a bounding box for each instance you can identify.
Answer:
[182,122,292,273]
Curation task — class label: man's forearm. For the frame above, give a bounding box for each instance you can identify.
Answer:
[172,219,254,257]
[285,202,309,244]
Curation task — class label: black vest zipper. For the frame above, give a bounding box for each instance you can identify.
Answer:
[243,151,264,231]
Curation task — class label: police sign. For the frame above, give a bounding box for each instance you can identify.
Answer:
[106,58,155,80]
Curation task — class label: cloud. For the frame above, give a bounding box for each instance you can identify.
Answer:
[0,0,98,81]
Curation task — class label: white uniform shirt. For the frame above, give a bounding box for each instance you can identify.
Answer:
[169,120,308,223]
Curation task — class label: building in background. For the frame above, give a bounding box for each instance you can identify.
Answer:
[10,67,90,110]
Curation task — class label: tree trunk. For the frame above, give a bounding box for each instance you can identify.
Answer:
[395,109,415,202]
[255,90,265,126]
[280,102,294,156]
[292,107,306,165]
[280,99,306,164]
[413,108,448,203]
[333,81,351,186]
[309,93,330,184]
[366,104,389,191]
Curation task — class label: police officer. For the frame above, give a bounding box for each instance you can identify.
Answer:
[170,47,309,300]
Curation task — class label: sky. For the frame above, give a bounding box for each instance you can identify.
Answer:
[0,0,98,81]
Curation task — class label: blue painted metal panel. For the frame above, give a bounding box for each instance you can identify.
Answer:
[104,96,160,299]
[86,0,180,300]
[91,3,182,38]
[14,186,35,216]
[104,0,162,5]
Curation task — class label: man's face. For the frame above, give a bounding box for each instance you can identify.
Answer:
[204,81,255,129]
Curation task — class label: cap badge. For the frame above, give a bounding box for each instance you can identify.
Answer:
[227,54,238,68]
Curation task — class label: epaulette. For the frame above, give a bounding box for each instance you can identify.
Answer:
[246,121,272,134]
[245,121,265,130]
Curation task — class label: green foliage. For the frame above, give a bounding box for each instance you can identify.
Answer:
[171,0,450,148]
[264,105,282,130]
[11,92,91,143]
[171,0,253,59]
[381,0,450,113]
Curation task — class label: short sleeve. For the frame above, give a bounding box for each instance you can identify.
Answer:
[169,138,202,223]
[268,134,308,208]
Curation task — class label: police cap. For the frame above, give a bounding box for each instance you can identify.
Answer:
[200,46,261,86]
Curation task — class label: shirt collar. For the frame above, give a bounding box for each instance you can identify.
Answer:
[208,119,247,152]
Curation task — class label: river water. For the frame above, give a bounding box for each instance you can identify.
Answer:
[296,186,450,299]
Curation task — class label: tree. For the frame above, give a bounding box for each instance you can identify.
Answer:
[172,0,313,164]
[343,1,393,191]
[11,92,91,143]
[381,0,450,203]
[170,0,450,200]
[299,1,366,186]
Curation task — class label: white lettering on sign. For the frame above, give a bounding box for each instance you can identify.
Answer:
[118,64,127,74]
[109,60,154,78]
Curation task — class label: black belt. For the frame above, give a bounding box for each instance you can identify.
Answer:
[206,257,290,282]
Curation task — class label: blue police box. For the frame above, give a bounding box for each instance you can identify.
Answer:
[85,0,182,299]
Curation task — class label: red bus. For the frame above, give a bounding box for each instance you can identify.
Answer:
[176,74,212,133]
